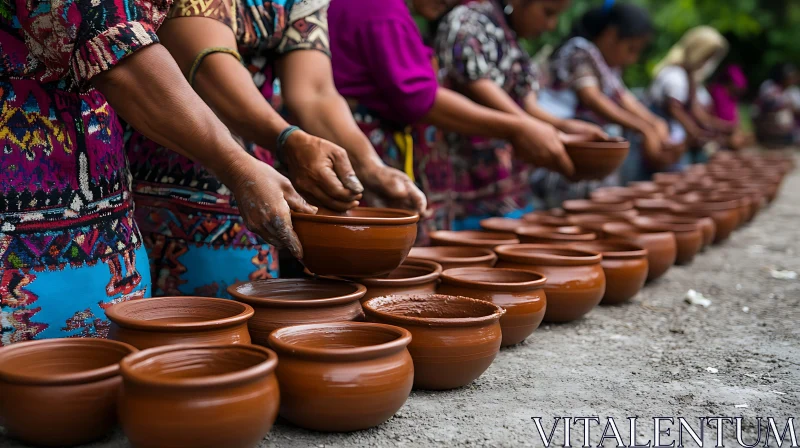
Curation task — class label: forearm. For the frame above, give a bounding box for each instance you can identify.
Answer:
[423,88,520,139]
[523,92,567,128]
[667,102,703,138]
[578,88,653,134]
[621,92,662,128]
[93,44,251,185]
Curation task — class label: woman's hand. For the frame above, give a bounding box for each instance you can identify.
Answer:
[356,162,428,214]
[654,118,671,143]
[281,130,364,212]
[642,129,673,169]
[509,118,575,177]
[557,119,608,141]
[226,159,318,260]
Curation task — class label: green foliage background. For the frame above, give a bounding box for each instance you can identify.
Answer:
[522,0,800,93]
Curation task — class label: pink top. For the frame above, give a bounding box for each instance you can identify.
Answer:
[329,0,439,124]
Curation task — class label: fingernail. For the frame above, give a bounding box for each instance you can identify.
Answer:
[346,175,365,194]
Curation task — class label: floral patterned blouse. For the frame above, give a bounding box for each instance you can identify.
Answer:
[0,0,168,270]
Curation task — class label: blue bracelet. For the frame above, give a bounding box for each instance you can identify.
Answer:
[277,125,301,151]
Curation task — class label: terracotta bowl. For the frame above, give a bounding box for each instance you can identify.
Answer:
[0,339,136,447]
[521,211,571,226]
[479,217,527,233]
[268,322,412,432]
[227,278,365,346]
[562,198,637,218]
[355,259,443,302]
[363,295,504,390]
[563,136,630,180]
[119,344,279,448]
[591,186,658,201]
[407,246,497,271]
[292,207,419,278]
[565,213,629,236]
[628,181,671,195]
[670,198,740,244]
[633,198,678,215]
[430,230,520,249]
[515,224,596,244]
[602,222,677,281]
[629,215,703,265]
[494,244,605,323]
[107,297,254,349]
[438,268,547,346]
[568,240,648,305]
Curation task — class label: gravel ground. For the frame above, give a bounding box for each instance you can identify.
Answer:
[3,157,798,448]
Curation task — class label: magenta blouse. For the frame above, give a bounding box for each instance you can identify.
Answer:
[328,0,439,124]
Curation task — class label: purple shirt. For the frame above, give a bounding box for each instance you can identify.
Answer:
[329,0,438,124]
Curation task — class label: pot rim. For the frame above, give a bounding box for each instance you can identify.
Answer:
[440,267,547,291]
[227,278,366,308]
[407,246,498,266]
[563,136,629,149]
[430,230,520,246]
[268,322,411,362]
[567,239,648,259]
[362,294,505,328]
[291,207,419,225]
[120,344,277,388]
[602,221,672,237]
[515,225,596,242]
[105,296,254,332]
[479,217,526,232]
[0,339,136,385]
[494,244,602,266]
[354,259,443,286]
[629,216,698,233]
[562,199,634,213]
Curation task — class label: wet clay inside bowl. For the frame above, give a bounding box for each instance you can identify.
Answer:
[268,323,413,432]
[228,279,366,346]
[107,297,253,349]
[0,339,136,447]
[407,246,497,270]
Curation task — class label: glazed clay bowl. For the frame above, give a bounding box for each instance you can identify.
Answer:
[407,246,497,271]
[565,213,629,236]
[107,297,253,349]
[670,198,740,244]
[268,322,412,432]
[438,268,547,346]
[119,344,279,448]
[602,222,676,281]
[568,240,648,305]
[521,211,571,226]
[355,259,443,302]
[0,339,136,447]
[430,230,520,249]
[292,207,419,278]
[479,217,527,233]
[227,278,365,346]
[629,215,703,265]
[515,224,596,244]
[563,136,630,180]
[494,244,605,323]
[363,295,504,390]
[562,198,637,218]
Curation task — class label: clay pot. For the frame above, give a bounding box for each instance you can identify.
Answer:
[119,344,279,448]
[430,230,520,249]
[479,217,527,233]
[568,240,648,305]
[590,187,648,201]
[227,278,365,346]
[494,244,605,323]
[563,136,630,180]
[628,181,672,195]
[565,213,629,236]
[706,192,751,227]
[438,268,547,346]
[521,211,571,226]
[602,222,677,281]
[0,339,136,447]
[633,198,678,215]
[363,295,504,390]
[407,246,497,270]
[653,172,685,186]
[562,198,637,218]
[356,259,443,302]
[107,297,253,349]
[629,215,702,265]
[292,207,419,278]
[268,322,413,432]
[515,225,597,244]
[670,197,740,244]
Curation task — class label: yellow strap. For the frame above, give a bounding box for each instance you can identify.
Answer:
[393,127,415,182]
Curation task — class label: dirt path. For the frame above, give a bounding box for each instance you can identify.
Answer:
[3,160,798,448]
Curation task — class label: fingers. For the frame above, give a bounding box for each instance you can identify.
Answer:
[329,148,365,195]
[406,179,428,214]
[551,142,575,177]
[309,165,363,202]
[283,184,318,215]
[305,183,360,212]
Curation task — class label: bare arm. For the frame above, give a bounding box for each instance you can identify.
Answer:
[577,85,654,135]
[619,91,669,140]
[93,43,315,258]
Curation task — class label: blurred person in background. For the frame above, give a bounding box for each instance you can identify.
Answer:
[707,64,755,149]
[753,63,799,147]
[329,0,575,239]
